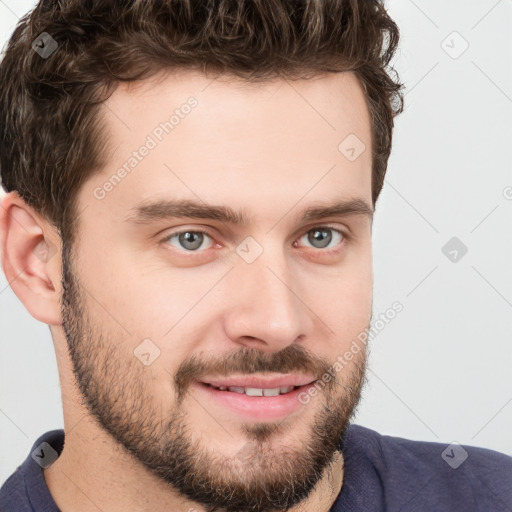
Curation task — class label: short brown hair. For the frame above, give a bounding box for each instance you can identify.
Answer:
[0,0,403,246]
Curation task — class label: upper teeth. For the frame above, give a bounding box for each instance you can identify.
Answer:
[214,385,295,396]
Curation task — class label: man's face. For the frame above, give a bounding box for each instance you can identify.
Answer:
[60,70,373,511]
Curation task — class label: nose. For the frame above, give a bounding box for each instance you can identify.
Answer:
[222,248,315,352]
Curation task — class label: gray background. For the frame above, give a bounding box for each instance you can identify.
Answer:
[1,0,511,486]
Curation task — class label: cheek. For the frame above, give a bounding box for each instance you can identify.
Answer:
[305,250,372,350]
[77,226,372,371]
[78,234,216,334]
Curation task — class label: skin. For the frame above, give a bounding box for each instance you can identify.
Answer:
[0,69,373,511]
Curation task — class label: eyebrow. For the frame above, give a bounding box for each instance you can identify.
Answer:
[123,197,373,226]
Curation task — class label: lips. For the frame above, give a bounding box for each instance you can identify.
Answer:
[195,376,317,421]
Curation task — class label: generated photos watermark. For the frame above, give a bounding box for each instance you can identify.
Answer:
[298,301,404,405]
[93,96,198,200]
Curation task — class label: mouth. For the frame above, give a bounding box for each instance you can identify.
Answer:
[203,383,299,396]
[194,375,317,421]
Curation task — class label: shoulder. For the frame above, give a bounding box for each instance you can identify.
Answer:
[0,429,64,512]
[345,423,512,471]
[0,465,31,512]
[340,424,512,511]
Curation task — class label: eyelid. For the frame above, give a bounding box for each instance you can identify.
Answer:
[299,223,349,239]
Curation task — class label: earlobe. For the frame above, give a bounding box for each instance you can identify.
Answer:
[0,192,62,326]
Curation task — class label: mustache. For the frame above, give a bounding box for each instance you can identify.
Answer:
[174,343,334,401]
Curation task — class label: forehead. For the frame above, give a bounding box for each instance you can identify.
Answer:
[79,69,373,225]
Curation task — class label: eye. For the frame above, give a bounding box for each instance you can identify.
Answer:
[297,226,345,250]
[160,226,346,254]
[162,230,214,252]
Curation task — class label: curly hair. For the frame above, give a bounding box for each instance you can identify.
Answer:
[0,0,403,246]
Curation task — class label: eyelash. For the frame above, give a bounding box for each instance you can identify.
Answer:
[159,225,348,254]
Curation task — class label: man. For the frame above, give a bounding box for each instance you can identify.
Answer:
[0,1,510,511]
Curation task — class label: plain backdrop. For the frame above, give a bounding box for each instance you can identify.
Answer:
[1,0,511,486]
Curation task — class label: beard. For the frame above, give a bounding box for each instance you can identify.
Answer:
[60,241,368,512]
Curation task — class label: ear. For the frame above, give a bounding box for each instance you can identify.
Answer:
[0,191,62,326]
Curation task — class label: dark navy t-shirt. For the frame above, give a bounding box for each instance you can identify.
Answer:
[1,424,510,511]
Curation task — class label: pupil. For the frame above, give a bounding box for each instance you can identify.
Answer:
[309,229,331,248]
[180,232,202,250]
